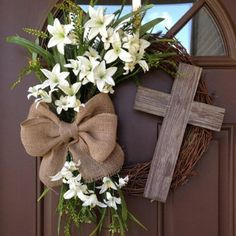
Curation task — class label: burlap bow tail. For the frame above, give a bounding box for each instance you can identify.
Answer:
[21,93,124,187]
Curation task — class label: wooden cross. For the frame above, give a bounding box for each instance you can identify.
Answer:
[134,63,225,202]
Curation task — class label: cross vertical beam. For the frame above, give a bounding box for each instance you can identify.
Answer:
[143,63,202,202]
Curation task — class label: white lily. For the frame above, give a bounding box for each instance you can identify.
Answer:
[123,33,150,55]
[82,194,107,208]
[35,89,56,107]
[55,95,71,114]
[64,161,78,171]
[84,6,114,40]
[123,61,136,75]
[84,47,101,61]
[50,160,79,182]
[104,33,132,64]
[118,176,129,188]
[27,84,43,99]
[139,38,151,54]
[102,27,115,50]
[41,64,69,90]
[124,49,149,74]
[73,99,85,113]
[64,176,89,201]
[101,84,115,94]
[59,81,81,97]
[64,59,81,76]
[93,61,116,93]
[97,177,117,194]
[50,168,72,182]
[77,56,99,84]
[47,18,74,55]
[123,33,141,54]
[104,192,121,210]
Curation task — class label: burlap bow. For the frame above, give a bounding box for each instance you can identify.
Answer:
[21,93,124,187]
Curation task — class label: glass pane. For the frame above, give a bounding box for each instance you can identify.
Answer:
[190,7,226,56]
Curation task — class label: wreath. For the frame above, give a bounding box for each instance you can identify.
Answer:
[7,1,213,235]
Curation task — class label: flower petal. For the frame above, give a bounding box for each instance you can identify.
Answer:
[119,49,133,62]
[104,50,118,64]
[63,189,76,199]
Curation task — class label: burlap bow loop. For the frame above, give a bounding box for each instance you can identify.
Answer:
[21,93,124,187]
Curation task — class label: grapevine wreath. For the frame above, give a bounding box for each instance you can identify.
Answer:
[8,0,213,235]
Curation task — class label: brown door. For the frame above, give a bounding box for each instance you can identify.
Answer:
[1,0,236,235]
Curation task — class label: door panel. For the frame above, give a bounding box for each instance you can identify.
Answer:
[1,1,236,236]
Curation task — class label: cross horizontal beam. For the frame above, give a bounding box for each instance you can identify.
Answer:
[134,86,225,132]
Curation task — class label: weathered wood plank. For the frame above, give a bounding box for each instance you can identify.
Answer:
[134,86,225,131]
[190,102,225,131]
[144,63,202,202]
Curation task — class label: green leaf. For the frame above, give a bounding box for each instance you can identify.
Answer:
[89,208,107,236]
[128,211,148,231]
[6,36,54,65]
[117,188,128,223]
[10,65,32,89]
[113,4,153,27]
[47,12,54,25]
[139,18,164,36]
[58,212,62,236]
[37,187,50,202]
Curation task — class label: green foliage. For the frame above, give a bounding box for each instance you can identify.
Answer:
[23,28,48,39]
[113,4,153,27]
[139,18,164,36]
[11,58,44,89]
[56,0,83,15]
[6,36,54,66]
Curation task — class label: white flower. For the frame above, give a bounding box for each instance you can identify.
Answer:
[102,27,115,50]
[50,161,78,181]
[41,64,69,90]
[139,38,151,54]
[64,59,81,76]
[123,61,136,75]
[73,99,85,113]
[47,18,74,55]
[64,161,78,171]
[84,47,101,61]
[27,84,43,99]
[93,61,116,93]
[104,33,132,64]
[82,194,107,208]
[102,84,115,94]
[35,89,56,107]
[124,50,149,75]
[118,176,129,188]
[137,59,149,72]
[63,175,90,201]
[123,33,141,53]
[59,81,81,97]
[97,177,117,194]
[55,95,71,114]
[77,56,99,84]
[104,192,121,210]
[84,6,114,40]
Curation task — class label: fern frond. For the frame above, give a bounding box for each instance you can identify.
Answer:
[56,0,82,15]
[11,58,44,89]
[23,28,48,39]
[11,65,32,89]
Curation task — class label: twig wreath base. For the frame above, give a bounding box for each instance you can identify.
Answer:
[121,37,213,195]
